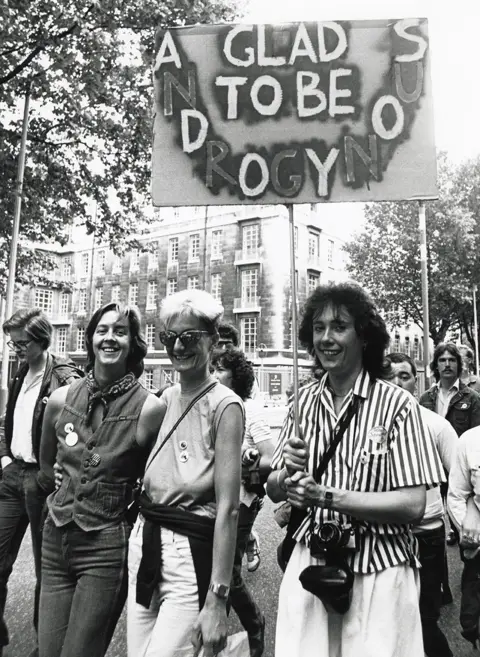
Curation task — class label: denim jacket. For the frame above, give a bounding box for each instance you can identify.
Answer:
[419,381,480,436]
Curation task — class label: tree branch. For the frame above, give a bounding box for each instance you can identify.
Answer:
[0,4,96,85]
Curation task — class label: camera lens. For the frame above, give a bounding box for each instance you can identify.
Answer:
[318,522,340,545]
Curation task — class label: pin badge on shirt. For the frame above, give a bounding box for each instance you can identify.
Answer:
[367,426,388,445]
[64,423,74,434]
[179,451,189,463]
[65,432,78,447]
[179,441,188,450]
[461,403,468,409]
[89,453,101,467]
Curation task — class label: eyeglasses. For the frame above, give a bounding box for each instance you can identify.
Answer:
[7,339,32,351]
[159,330,211,350]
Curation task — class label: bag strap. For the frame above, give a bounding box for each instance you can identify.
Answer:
[313,396,359,483]
[144,381,217,475]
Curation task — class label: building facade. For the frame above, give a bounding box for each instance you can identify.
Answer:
[8,204,347,397]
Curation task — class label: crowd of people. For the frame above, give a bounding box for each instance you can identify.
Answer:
[1,282,480,657]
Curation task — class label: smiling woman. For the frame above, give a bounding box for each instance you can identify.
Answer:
[127,290,245,657]
[37,303,165,657]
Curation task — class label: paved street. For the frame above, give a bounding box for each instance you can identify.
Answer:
[2,497,478,657]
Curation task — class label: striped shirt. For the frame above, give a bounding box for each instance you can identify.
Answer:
[272,369,445,574]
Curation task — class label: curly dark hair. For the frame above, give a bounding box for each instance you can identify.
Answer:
[430,342,463,382]
[298,282,390,381]
[85,302,147,378]
[210,347,255,401]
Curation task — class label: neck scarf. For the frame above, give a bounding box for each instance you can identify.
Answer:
[85,370,137,426]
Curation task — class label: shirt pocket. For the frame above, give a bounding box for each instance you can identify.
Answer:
[353,449,390,492]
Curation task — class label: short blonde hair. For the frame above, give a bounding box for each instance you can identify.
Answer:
[160,290,224,333]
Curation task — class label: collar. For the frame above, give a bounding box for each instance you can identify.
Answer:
[436,378,460,393]
[318,368,370,400]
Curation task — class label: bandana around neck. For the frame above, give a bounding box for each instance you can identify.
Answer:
[85,370,137,426]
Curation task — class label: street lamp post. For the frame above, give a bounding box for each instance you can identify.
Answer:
[258,343,267,397]
[473,284,479,377]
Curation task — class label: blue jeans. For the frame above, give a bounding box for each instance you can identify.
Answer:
[38,515,130,657]
[0,460,46,648]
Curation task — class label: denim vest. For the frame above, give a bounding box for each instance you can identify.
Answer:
[47,377,150,531]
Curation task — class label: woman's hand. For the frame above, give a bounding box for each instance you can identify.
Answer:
[53,461,63,491]
[284,436,309,475]
[191,597,228,657]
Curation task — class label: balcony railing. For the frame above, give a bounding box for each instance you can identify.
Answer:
[233,296,261,313]
[234,248,263,266]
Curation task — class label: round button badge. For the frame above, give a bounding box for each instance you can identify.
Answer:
[65,432,79,447]
[179,451,189,463]
[64,423,74,434]
[179,441,188,450]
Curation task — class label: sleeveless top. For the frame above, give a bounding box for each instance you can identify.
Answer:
[144,378,243,519]
[47,377,150,531]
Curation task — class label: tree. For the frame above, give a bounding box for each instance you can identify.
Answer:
[344,153,480,345]
[0,0,242,295]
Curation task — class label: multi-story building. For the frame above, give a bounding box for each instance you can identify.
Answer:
[7,204,348,397]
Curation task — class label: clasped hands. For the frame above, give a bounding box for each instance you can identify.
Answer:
[282,436,328,509]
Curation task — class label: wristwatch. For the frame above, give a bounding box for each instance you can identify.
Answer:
[208,582,230,600]
[323,488,334,508]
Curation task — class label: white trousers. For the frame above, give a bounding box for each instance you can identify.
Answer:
[275,541,423,657]
[127,516,199,657]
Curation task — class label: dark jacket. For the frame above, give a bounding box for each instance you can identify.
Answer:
[419,381,480,436]
[0,353,83,463]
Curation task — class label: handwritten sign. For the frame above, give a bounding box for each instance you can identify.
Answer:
[152,19,436,205]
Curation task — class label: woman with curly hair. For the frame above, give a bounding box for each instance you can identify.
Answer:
[211,347,273,657]
[37,303,164,657]
[267,282,445,657]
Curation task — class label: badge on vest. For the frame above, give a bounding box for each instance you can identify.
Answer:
[179,451,189,463]
[64,423,78,447]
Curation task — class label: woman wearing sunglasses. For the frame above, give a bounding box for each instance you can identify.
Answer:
[37,303,164,657]
[127,289,244,657]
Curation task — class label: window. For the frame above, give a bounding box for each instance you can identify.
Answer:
[242,224,259,255]
[187,275,199,290]
[211,273,222,301]
[60,292,70,316]
[94,286,103,309]
[35,289,53,314]
[211,230,223,260]
[394,333,401,351]
[147,281,158,309]
[307,272,319,293]
[168,237,179,263]
[111,285,120,304]
[96,250,106,274]
[413,337,420,359]
[130,249,140,271]
[62,256,73,279]
[56,327,67,355]
[78,289,87,313]
[404,335,410,356]
[76,327,85,351]
[144,370,154,390]
[81,252,90,278]
[167,279,177,296]
[128,283,138,306]
[327,239,334,267]
[146,324,156,350]
[241,269,258,302]
[241,317,257,355]
[148,243,159,270]
[189,234,200,261]
[308,232,319,259]
[112,255,122,274]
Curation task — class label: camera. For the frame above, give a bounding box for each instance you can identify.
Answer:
[310,521,355,558]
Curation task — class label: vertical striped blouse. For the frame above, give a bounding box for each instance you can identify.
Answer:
[271,369,446,574]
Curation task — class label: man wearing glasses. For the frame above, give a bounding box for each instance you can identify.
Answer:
[0,309,82,657]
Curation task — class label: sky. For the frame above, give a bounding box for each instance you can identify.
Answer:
[246,0,480,163]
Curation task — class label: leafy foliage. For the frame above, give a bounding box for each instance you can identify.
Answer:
[344,153,480,345]
[0,0,242,295]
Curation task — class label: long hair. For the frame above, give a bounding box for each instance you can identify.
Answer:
[298,282,390,380]
[430,342,463,382]
[85,303,147,378]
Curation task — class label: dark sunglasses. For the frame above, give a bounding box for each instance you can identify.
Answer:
[159,329,211,349]
[7,339,32,350]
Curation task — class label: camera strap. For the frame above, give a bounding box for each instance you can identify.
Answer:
[310,396,359,533]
